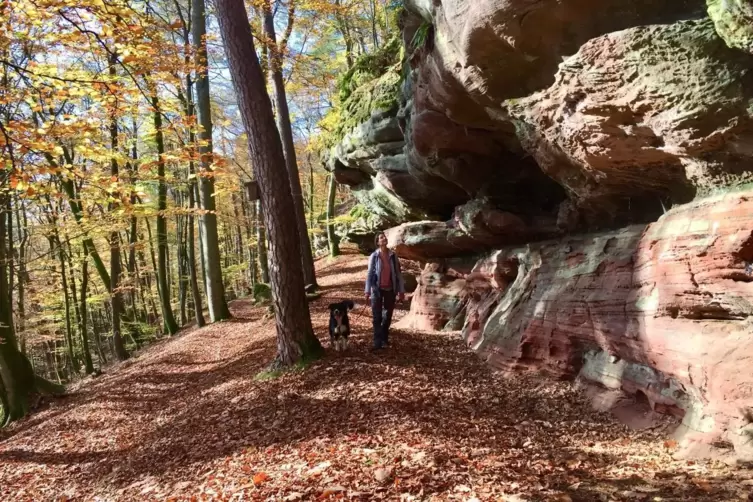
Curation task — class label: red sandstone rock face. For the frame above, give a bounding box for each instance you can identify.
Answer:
[399,191,753,459]
[395,262,472,331]
[384,198,558,262]
[508,19,753,223]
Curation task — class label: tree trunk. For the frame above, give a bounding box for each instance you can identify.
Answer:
[334,0,355,69]
[143,217,162,331]
[108,63,129,361]
[262,4,317,290]
[54,235,78,374]
[192,0,231,322]
[327,174,341,257]
[58,176,111,291]
[187,159,206,328]
[127,116,141,324]
[257,201,270,283]
[0,193,31,422]
[151,91,180,336]
[6,198,13,320]
[240,189,257,287]
[0,193,62,424]
[369,0,380,48]
[216,0,322,367]
[80,248,94,374]
[176,197,188,326]
[15,199,27,354]
[308,155,314,230]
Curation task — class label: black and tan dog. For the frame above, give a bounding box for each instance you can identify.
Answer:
[328,300,354,351]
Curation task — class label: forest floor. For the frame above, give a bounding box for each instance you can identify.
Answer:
[1,247,752,502]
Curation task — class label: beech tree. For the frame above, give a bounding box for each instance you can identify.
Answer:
[192,0,232,322]
[215,0,322,367]
[262,0,318,290]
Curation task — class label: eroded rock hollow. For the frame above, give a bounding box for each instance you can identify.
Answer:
[323,0,753,460]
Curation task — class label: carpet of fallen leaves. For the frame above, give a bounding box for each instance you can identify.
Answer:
[1,247,752,501]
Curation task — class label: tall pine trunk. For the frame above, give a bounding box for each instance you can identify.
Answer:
[151,91,180,336]
[262,4,317,290]
[192,0,231,322]
[216,0,322,367]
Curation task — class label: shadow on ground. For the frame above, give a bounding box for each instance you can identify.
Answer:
[1,248,750,501]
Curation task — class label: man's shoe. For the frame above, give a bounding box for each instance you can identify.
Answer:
[370,345,383,352]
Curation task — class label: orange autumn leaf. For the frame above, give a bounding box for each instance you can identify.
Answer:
[663,439,678,450]
[252,472,269,486]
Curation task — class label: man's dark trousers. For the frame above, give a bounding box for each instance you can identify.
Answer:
[372,288,396,348]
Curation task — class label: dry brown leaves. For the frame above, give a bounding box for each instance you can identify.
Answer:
[1,247,751,501]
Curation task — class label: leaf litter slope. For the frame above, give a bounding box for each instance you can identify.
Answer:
[1,247,751,501]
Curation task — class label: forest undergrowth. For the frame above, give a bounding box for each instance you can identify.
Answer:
[1,247,751,502]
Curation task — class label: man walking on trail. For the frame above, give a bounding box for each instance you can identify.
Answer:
[365,232,405,351]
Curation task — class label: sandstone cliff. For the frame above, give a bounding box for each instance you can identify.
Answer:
[322,0,753,461]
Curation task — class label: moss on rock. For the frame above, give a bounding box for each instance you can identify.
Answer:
[707,0,753,54]
[317,36,406,151]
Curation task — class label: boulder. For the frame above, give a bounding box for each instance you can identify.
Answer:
[404,190,753,459]
[396,260,476,331]
[507,19,753,225]
[707,0,753,54]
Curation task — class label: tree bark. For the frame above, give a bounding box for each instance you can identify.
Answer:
[14,198,27,353]
[334,0,355,69]
[79,247,94,374]
[175,196,188,326]
[179,75,206,328]
[262,2,317,290]
[0,193,62,424]
[187,163,206,328]
[240,189,257,287]
[56,176,111,291]
[108,61,129,361]
[151,91,180,336]
[53,235,78,374]
[327,174,341,257]
[256,201,270,283]
[308,155,314,230]
[192,0,231,322]
[216,0,322,367]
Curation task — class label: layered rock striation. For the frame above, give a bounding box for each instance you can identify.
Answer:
[399,190,753,459]
[321,0,753,458]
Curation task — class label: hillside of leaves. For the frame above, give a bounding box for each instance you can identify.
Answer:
[1,248,751,501]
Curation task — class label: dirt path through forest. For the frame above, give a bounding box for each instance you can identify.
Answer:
[1,248,751,501]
